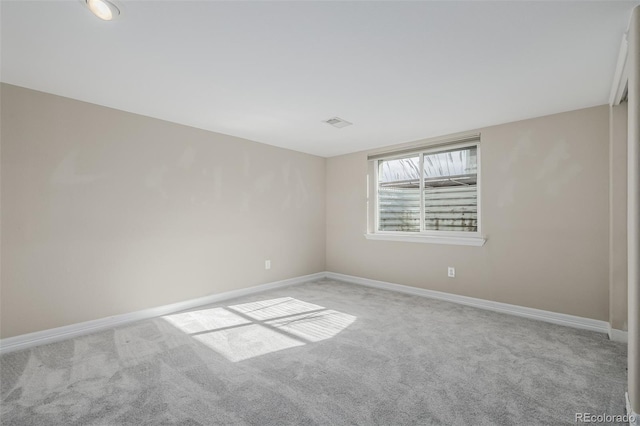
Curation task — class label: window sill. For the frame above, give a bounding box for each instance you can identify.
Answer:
[364,233,486,246]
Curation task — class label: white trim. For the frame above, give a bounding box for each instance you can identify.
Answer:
[610,34,629,106]
[367,133,481,161]
[0,272,326,354]
[627,392,639,426]
[477,143,483,236]
[364,232,486,246]
[373,159,380,233]
[609,326,629,343]
[419,152,425,231]
[325,272,609,333]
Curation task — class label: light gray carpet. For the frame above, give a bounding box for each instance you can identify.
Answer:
[0,279,627,425]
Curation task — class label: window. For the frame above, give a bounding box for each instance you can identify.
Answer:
[367,136,484,246]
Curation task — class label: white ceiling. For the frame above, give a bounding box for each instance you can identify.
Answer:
[1,1,638,157]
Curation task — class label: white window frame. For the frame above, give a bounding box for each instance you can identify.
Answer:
[366,138,486,247]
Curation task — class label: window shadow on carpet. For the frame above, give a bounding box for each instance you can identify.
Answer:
[162,297,356,362]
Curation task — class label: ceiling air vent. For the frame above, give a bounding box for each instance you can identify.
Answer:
[323,117,353,129]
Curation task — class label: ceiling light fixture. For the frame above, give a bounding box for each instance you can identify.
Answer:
[86,0,120,21]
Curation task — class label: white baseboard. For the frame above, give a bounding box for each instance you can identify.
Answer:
[0,272,326,355]
[609,327,629,343]
[325,272,610,334]
[627,392,639,426]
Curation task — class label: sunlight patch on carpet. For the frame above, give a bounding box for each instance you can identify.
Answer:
[228,297,325,321]
[195,324,305,362]
[163,307,250,334]
[266,310,356,343]
[162,297,356,362]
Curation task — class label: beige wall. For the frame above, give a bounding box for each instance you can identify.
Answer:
[0,84,326,338]
[609,102,628,331]
[327,105,610,321]
[0,84,618,342]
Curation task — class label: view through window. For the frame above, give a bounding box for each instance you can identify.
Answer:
[377,144,478,233]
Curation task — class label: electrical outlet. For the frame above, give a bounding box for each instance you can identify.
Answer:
[448,267,455,278]
[265,260,271,270]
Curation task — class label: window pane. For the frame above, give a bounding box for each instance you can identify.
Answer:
[378,156,420,232]
[423,146,477,181]
[423,146,477,232]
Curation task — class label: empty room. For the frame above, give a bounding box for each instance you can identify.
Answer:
[2,1,640,424]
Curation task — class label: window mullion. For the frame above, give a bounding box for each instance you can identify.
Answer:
[419,153,425,233]
[375,160,380,232]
